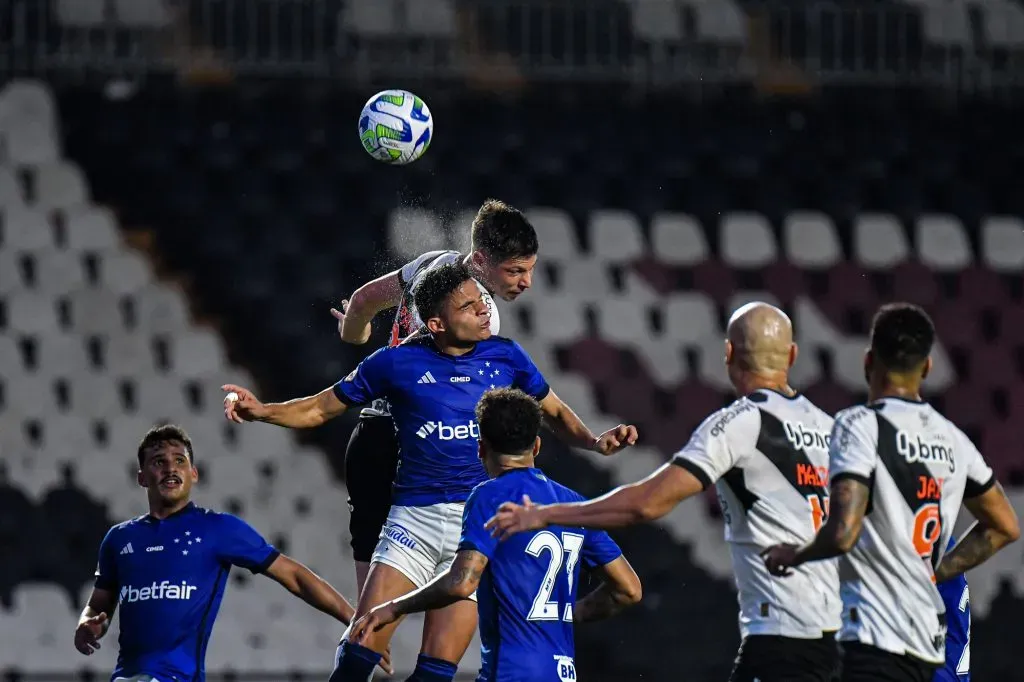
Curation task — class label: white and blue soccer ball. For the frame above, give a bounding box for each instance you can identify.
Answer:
[358,89,433,165]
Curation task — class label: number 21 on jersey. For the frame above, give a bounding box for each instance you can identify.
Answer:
[526,531,584,622]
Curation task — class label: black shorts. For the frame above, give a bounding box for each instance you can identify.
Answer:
[344,413,399,562]
[729,633,839,682]
[839,642,939,682]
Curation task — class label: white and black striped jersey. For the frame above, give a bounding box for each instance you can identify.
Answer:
[828,398,996,664]
[360,250,499,418]
[672,389,842,640]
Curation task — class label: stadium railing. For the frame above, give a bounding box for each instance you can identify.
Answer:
[1,0,1023,91]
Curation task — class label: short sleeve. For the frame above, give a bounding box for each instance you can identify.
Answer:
[458,488,499,560]
[399,250,449,288]
[332,348,392,406]
[581,529,623,569]
[94,527,119,590]
[671,405,756,489]
[215,513,280,574]
[829,407,878,485]
[509,341,550,400]
[960,433,996,499]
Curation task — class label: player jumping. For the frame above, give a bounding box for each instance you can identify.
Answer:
[73,425,388,681]
[222,263,637,681]
[350,387,642,681]
[486,302,843,682]
[330,199,537,595]
[761,303,1020,682]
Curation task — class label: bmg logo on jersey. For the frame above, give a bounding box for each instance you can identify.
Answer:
[784,421,831,451]
[896,429,956,471]
[416,420,481,441]
[119,581,198,604]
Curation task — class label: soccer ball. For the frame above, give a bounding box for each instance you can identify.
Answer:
[358,89,433,165]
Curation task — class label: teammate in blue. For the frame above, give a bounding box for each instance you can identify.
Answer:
[222,262,638,681]
[934,536,970,682]
[350,387,642,682]
[73,424,385,681]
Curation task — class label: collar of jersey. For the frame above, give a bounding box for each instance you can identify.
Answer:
[871,395,925,405]
[142,501,197,524]
[753,387,802,401]
[423,334,484,360]
[496,466,539,478]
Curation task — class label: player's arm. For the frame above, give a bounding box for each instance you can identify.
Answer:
[488,463,704,539]
[538,390,638,457]
[223,384,347,428]
[74,587,116,655]
[574,555,642,624]
[264,554,356,625]
[332,270,404,345]
[349,549,488,643]
[790,475,870,566]
[934,481,1020,583]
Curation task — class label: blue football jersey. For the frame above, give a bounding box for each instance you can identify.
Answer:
[459,468,623,682]
[935,538,970,681]
[333,335,550,507]
[94,503,279,682]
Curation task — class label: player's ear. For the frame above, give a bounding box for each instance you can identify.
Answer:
[724,339,734,367]
[136,468,147,488]
[477,439,486,463]
[863,348,874,384]
[921,356,932,380]
[425,317,445,335]
[788,343,798,369]
[531,436,541,458]
[190,462,199,483]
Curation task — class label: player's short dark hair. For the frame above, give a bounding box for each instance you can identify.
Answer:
[413,261,473,321]
[475,388,543,457]
[137,424,195,468]
[869,303,935,372]
[471,199,538,264]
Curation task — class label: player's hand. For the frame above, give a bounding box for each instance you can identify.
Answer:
[593,424,639,456]
[350,603,400,647]
[485,494,547,541]
[221,384,267,423]
[331,299,371,345]
[73,612,107,655]
[761,543,800,577]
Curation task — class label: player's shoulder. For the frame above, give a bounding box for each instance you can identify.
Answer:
[106,516,143,536]
[695,396,760,440]
[834,403,876,429]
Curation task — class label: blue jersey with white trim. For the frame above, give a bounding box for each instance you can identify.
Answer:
[460,468,623,682]
[935,537,970,681]
[333,335,550,507]
[94,503,279,682]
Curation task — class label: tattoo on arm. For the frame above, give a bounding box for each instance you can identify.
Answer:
[934,525,1002,583]
[797,477,870,564]
[574,583,631,624]
[394,551,487,617]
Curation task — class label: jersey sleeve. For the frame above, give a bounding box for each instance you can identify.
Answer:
[829,407,878,485]
[398,250,449,288]
[670,403,756,489]
[93,527,119,590]
[332,347,392,406]
[960,432,996,499]
[581,528,623,569]
[458,487,499,560]
[214,513,280,574]
[508,341,550,400]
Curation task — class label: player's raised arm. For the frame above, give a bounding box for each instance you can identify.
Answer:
[487,462,703,540]
[331,270,404,345]
[934,481,1020,583]
[264,554,357,625]
[222,384,346,428]
[538,390,638,456]
[349,549,488,643]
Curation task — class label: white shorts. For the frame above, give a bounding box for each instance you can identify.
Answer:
[372,502,476,600]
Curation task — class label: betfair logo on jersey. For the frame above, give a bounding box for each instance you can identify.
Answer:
[784,422,831,452]
[119,581,198,604]
[415,420,481,440]
[896,429,956,471]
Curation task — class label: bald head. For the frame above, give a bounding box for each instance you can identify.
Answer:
[726,302,794,374]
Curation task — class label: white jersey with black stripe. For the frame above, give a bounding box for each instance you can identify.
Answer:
[828,398,996,664]
[360,250,499,418]
[672,389,841,639]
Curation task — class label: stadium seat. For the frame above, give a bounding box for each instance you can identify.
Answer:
[33,163,89,212]
[32,249,86,296]
[663,293,719,343]
[0,166,25,207]
[527,207,579,260]
[650,213,708,266]
[915,214,972,270]
[588,210,646,263]
[1,206,55,250]
[112,0,171,27]
[981,216,1024,271]
[853,213,909,268]
[783,212,842,268]
[720,212,777,267]
[63,206,120,252]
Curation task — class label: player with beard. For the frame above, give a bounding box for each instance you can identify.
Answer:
[330,199,537,595]
[74,425,383,681]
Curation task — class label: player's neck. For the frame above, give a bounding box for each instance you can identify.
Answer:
[868,377,922,403]
[147,496,192,520]
[431,334,476,357]
[736,373,795,398]
[462,254,493,293]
